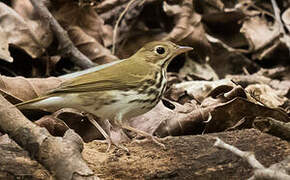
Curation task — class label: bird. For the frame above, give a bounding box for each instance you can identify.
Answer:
[16,41,193,150]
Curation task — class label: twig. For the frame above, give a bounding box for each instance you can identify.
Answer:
[214,137,290,180]
[271,0,285,34]
[30,0,95,69]
[112,0,136,55]
[0,95,99,179]
[271,0,290,54]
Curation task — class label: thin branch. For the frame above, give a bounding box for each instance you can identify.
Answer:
[112,0,136,55]
[30,0,95,69]
[214,137,290,180]
[0,95,99,179]
[271,0,290,54]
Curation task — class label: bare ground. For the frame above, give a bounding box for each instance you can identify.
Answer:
[83,129,290,180]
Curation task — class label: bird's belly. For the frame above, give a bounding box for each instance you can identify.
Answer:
[83,90,160,120]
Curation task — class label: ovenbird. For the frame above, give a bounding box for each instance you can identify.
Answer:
[17,41,193,149]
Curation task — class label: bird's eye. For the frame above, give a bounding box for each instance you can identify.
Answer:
[155,46,165,55]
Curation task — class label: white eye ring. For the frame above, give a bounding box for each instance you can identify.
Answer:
[154,46,166,55]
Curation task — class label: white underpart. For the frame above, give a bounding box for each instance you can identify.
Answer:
[90,90,151,121]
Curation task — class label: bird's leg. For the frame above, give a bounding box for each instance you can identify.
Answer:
[115,114,165,149]
[85,114,112,152]
[86,114,129,152]
[121,125,166,149]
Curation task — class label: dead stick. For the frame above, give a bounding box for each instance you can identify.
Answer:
[0,95,99,179]
[214,137,290,180]
[30,0,95,69]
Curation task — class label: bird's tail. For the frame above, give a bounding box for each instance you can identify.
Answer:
[16,95,51,110]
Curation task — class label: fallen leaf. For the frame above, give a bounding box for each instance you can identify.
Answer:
[246,84,287,108]
[67,26,117,64]
[206,34,258,77]
[241,16,280,59]
[163,0,212,61]
[282,8,290,32]
[179,55,218,81]
[168,79,235,103]
[0,28,13,62]
[0,2,49,58]
[0,76,63,104]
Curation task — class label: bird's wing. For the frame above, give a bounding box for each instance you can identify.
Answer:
[49,60,154,94]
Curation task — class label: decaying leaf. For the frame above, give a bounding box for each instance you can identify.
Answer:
[0,75,63,104]
[179,55,218,81]
[35,108,104,142]
[241,16,280,59]
[67,26,117,64]
[204,97,289,133]
[246,84,287,108]
[153,81,289,137]
[0,2,49,58]
[163,0,212,61]
[131,100,205,138]
[50,1,117,64]
[227,74,290,97]
[282,8,290,32]
[206,35,258,77]
[168,79,235,103]
[0,28,13,62]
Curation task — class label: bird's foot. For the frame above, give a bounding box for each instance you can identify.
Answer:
[150,136,166,149]
[95,138,129,152]
[133,136,166,149]
[122,125,166,149]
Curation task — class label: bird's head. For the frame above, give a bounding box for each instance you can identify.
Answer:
[132,41,193,67]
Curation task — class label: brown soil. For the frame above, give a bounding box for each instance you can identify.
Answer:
[82,129,290,180]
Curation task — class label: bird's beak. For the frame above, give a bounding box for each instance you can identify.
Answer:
[175,45,193,54]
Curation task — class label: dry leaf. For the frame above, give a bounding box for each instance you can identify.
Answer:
[67,26,117,64]
[207,34,259,78]
[241,16,280,59]
[204,97,289,133]
[52,2,106,44]
[0,76,63,104]
[179,55,218,80]
[131,100,204,137]
[163,0,212,61]
[169,79,235,103]
[246,84,287,108]
[0,28,13,62]
[0,2,48,58]
[282,8,290,32]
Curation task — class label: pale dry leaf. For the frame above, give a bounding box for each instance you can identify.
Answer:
[52,2,107,45]
[153,94,289,137]
[0,2,47,58]
[131,100,204,137]
[0,28,13,62]
[12,0,53,52]
[171,79,235,103]
[67,26,117,64]
[204,0,224,11]
[179,55,218,81]
[241,16,280,59]
[282,8,290,32]
[246,84,287,108]
[0,76,63,104]
[163,0,212,60]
